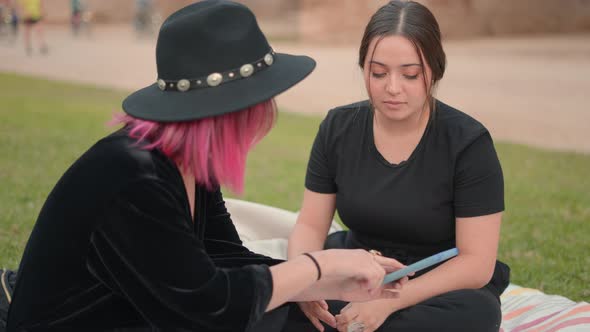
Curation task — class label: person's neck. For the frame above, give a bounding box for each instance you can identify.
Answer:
[373,105,430,139]
[179,168,196,222]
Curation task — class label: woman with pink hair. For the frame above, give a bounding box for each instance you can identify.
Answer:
[3,1,407,331]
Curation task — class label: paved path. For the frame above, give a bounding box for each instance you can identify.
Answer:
[1,24,589,153]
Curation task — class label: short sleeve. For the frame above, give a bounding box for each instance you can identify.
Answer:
[305,119,337,193]
[454,132,505,218]
[86,178,272,331]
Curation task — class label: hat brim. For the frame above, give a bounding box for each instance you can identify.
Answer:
[122,53,316,122]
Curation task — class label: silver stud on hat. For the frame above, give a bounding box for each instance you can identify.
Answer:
[264,53,274,66]
[207,73,223,86]
[177,79,190,92]
[240,64,254,77]
[157,79,166,91]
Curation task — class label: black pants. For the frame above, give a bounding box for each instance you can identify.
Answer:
[283,289,501,332]
[282,231,509,332]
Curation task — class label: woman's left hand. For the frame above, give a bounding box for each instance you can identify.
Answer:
[335,300,395,332]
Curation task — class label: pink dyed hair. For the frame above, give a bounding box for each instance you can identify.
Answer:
[112,99,277,194]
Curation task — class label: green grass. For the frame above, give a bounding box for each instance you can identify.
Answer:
[1,73,589,301]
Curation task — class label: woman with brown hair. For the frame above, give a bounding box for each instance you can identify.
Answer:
[288,1,510,331]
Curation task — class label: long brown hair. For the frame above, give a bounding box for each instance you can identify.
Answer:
[359,1,446,113]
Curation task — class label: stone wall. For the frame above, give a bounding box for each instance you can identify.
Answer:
[36,0,590,41]
[299,0,590,42]
[298,0,383,44]
[40,0,296,23]
[40,0,297,39]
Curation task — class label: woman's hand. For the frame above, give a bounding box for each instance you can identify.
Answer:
[335,301,395,332]
[310,249,408,302]
[294,250,407,330]
[323,273,407,303]
[297,300,336,332]
[269,249,405,311]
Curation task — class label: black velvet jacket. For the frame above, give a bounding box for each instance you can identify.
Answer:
[7,129,282,331]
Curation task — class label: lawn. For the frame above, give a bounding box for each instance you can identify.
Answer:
[1,73,588,301]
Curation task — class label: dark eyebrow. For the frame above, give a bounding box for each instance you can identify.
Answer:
[400,63,422,68]
[369,60,422,68]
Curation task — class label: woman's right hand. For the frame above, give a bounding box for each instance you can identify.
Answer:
[297,300,336,332]
[310,249,407,301]
[295,249,407,330]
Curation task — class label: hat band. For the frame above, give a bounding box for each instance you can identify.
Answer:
[157,50,275,92]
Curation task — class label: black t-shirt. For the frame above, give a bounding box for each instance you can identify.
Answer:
[305,100,504,254]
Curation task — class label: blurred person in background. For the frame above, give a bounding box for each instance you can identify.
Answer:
[17,0,47,55]
[1,1,408,331]
[70,0,92,38]
[70,0,82,36]
[0,0,8,37]
[0,0,18,43]
[134,0,160,38]
[9,1,18,40]
[287,1,510,332]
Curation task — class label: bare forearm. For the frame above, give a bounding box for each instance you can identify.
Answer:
[288,190,336,259]
[290,277,344,302]
[284,223,343,303]
[383,254,494,312]
[287,223,327,259]
[266,254,322,311]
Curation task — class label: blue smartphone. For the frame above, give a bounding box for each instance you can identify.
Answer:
[382,248,459,284]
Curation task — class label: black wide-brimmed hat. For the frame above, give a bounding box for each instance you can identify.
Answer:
[123,0,315,122]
